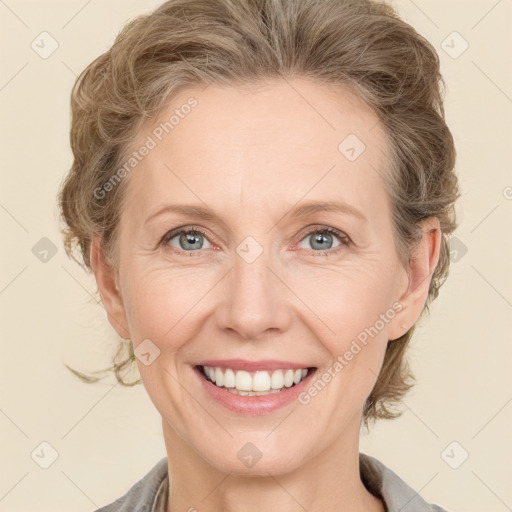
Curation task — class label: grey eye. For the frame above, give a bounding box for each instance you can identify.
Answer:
[297,230,344,251]
[167,230,212,251]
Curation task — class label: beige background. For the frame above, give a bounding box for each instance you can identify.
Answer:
[1,0,511,510]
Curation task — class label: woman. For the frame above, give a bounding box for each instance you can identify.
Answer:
[58,0,459,510]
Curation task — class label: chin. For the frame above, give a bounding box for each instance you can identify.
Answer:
[198,434,314,476]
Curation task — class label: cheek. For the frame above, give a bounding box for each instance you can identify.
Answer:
[286,263,396,400]
[121,264,214,344]
[286,261,398,344]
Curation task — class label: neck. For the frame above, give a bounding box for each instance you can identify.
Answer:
[162,418,385,512]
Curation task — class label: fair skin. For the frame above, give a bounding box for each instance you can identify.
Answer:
[90,78,440,512]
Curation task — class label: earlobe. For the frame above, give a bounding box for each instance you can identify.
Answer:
[90,235,130,339]
[388,218,442,341]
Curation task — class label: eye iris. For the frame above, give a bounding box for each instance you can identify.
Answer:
[310,232,333,250]
[180,231,203,250]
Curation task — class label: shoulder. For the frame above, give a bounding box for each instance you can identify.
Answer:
[92,457,168,512]
[360,452,451,512]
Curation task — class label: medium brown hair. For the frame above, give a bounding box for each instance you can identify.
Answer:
[58,0,459,427]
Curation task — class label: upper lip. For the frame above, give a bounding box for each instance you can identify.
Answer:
[196,359,315,372]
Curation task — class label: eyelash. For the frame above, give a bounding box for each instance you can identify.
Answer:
[159,225,351,258]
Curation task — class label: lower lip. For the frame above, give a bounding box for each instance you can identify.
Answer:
[193,366,316,416]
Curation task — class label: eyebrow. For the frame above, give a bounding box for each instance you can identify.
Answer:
[144,199,368,226]
[292,200,367,222]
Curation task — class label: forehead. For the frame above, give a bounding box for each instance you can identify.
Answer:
[122,78,392,226]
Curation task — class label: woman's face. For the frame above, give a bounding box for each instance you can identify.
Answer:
[100,79,417,475]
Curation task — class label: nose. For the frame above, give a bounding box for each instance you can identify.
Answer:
[215,248,292,341]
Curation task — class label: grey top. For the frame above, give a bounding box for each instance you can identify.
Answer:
[93,453,449,512]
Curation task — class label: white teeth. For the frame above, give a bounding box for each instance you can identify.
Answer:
[223,368,235,388]
[271,369,284,389]
[202,365,310,394]
[214,367,224,387]
[235,370,252,391]
[253,371,271,391]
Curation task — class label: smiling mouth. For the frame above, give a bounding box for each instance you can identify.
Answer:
[196,365,316,396]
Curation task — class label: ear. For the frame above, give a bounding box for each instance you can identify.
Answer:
[388,217,442,341]
[89,235,130,339]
